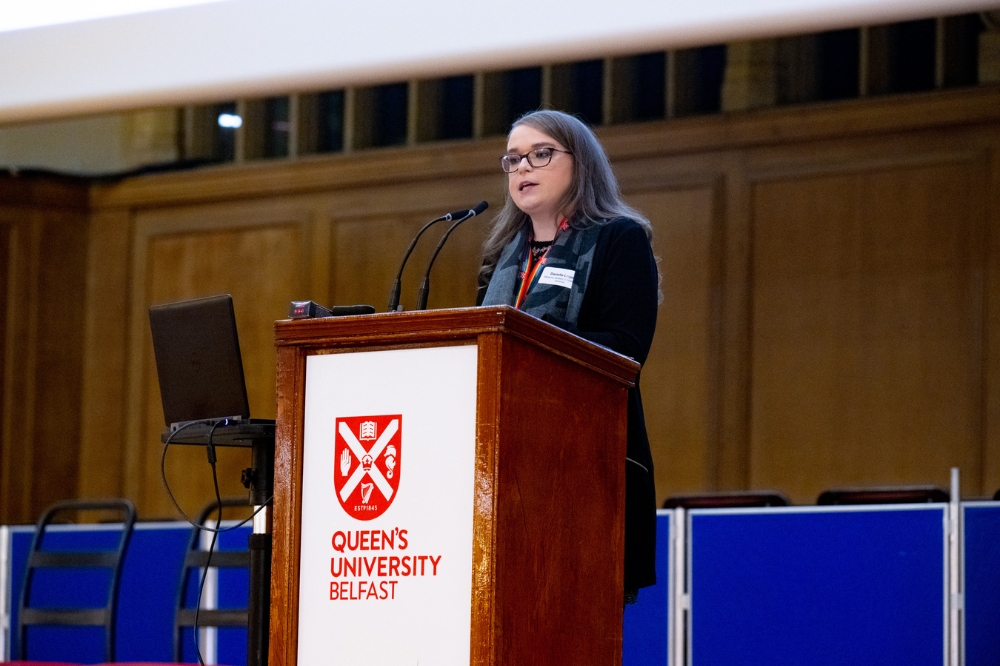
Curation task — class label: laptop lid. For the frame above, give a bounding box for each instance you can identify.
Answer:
[148,294,251,428]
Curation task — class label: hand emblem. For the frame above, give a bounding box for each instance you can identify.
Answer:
[340,448,351,477]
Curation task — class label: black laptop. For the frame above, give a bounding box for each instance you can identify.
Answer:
[149,294,274,444]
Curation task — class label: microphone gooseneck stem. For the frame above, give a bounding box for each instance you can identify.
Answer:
[386,281,403,313]
[415,277,431,312]
[387,207,475,312]
[417,216,470,310]
[416,201,488,310]
[386,214,447,312]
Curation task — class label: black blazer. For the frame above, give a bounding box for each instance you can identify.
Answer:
[479,217,659,589]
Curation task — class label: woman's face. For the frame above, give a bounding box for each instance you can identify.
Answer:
[506,124,574,225]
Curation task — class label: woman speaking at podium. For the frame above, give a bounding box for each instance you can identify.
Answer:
[478,110,658,603]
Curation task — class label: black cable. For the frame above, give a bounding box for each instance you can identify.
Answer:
[160,421,273,534]
[191,421,224,666]
[159,420,274,663]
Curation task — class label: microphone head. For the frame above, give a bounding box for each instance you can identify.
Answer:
[472,201,489,216]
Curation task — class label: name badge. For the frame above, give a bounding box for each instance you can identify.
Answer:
[538,267,575,289]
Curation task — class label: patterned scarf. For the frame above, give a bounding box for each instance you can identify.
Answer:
[481,218,606,326]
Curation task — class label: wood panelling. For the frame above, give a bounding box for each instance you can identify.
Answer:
[1,216,36,524]
[748,151,988,501]
[331,210,490,313]
[0,217,16,522]
[0,222,9,502]
[0,176,89,524]
[629,184,723,495]
[78,210,132,500]
[985,139,1000,495]
[30,209,88,512]
[5,87,1000,522]
[717,154,755,491]
[126,207,309,519]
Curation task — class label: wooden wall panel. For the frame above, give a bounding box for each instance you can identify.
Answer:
[985,137,1000,496]
[0,215,38,524]
[717,156,754,492]
[333,214,431,312]
[0,222,8,507]
[126,208,308,519]
[323,172,501,314]
[748,153,988,501]
[78,210,132,500]
[628,184,722,497]
[0,180,89,524]
[31,210,88,513]
[331,209,489,314]
[0,216,19,523]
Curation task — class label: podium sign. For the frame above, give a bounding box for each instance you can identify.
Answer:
[270,308,639,666]
[297,346,478,664]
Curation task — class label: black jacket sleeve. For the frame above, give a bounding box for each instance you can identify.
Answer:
[548,218,659,365]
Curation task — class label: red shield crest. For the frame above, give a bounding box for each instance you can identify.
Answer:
[334,415,402,520]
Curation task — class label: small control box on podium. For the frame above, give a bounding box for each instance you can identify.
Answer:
[268,306,639,666]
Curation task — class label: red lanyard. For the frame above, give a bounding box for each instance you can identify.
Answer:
[514,248,548,309]
[514,218,569,309]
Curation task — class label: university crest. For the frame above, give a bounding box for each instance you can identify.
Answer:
[334,415,402,520]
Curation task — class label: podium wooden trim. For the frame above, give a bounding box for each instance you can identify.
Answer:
[269,306,640,666]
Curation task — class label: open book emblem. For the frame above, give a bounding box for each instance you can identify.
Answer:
[334,414,402,521]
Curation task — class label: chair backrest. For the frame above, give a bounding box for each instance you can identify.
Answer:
[17,498,137,661]
[817,485,949,505]
[663,490,790,509]
[174,497,251,662]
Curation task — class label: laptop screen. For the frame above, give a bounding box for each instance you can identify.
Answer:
[148,294,251,428]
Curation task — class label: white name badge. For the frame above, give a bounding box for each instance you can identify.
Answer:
[538,267,575,289]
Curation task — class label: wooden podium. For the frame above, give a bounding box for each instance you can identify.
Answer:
[268,306,640,666]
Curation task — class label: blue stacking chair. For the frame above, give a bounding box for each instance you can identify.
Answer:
[174,497,251,662]
[17,498,137,661]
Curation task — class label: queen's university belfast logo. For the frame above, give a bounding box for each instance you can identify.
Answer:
[334,415,402,520]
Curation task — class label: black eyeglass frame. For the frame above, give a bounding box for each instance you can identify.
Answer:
[500,147,573,173]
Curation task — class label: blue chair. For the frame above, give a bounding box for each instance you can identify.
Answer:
[17,498,136,661]
[174,497,251,662]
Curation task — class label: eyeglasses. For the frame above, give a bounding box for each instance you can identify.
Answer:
[500,147,572,173]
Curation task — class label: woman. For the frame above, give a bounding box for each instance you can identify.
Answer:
[478,109,659,602]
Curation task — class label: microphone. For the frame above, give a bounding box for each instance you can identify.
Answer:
[415,201,489,311]
[386,206,477,312]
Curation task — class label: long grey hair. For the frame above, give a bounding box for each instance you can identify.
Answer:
[479,109,654,285]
